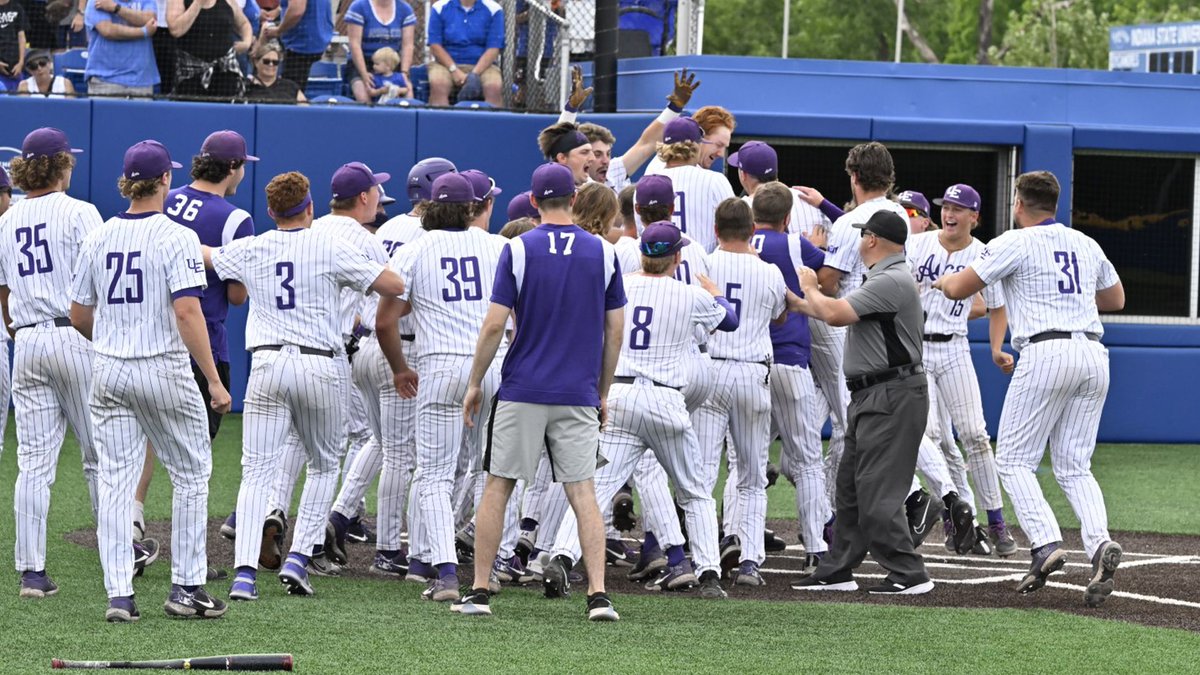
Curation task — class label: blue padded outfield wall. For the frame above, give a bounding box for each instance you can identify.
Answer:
[1,55,1198,442]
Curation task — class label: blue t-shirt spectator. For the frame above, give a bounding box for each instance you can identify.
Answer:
[84,0,160,88]
[619,0,676,55]
[344,0,414,63]
[373,71,406,90]
[427,0,504,66]
[279,0,332,55]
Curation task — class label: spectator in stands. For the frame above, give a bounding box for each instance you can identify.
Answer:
[16,49,76,96]
[426,0,504,107]
[361,46,407,102]
[168,0,253,99]
[344,0,413,103]
[85,0,160,97]
[45,0,88,50]
[618,0,675,56]
[262,0,330,91]
[21,0,56,49]
[244,40,306,102]
[512,0,561,108]
[0,0,28,91]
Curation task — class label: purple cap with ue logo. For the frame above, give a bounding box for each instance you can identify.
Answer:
[635,175,674,208]
[23,127,84,160]
[331,162,391,200]
[123,140,182,180]
[727,141,777,178]
[530,163,576,200]
[897,190,930,215]
[933,184,981,211]
[201,130,259,162]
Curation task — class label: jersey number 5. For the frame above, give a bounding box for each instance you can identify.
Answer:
[16,223,53,276]
[105,251,144,304]
[276,261,296,309]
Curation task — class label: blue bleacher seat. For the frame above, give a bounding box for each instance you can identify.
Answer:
[310,95,356,104]
[454,100,494,110]
[305,61,343,99]
[380,98,425,108]
[55,49,89,93]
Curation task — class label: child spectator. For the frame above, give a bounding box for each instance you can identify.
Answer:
[366,45,407,103]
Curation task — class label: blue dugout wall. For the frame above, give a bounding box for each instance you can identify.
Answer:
[1,55,1197,441]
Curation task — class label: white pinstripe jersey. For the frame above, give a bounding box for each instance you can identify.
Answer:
[211,228,384,352]
[825,196,910,297]
[614,235,641,274]
[311,214,389,337]
[705,249,787,362]
[645,163,735,253]
[742,187,831,237]
[971,222,1119,352]
[616,274,725,387]
[615,234,710,287]
[389,227,506,360]
[906,231,1004,336]
[70,213,207,358]
[0,192,102,328]
[606,160,630,192]
[375,213,425,335]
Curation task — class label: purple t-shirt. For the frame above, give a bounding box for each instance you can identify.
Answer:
[491,224,626,407]
[164,185,254,362]
[754,228,825,368]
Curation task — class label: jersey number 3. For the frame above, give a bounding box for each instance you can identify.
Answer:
[276,262,296,309]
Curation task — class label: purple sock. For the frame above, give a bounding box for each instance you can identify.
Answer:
[380,549,400,558]
[520,518,538,532]
[666,545,685,566]
[1031,541,1059,557]
[235,565,256,579]
[287,553,310,567]
[987,509,1004,526]
[643,531,660,552]
[179,584,199,593]
[437,562,457,579]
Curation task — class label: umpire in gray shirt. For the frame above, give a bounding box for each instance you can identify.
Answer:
[790,210,933,595]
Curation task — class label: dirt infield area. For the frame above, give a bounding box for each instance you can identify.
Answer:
[68,518,1200,632]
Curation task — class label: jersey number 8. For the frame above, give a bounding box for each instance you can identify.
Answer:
[629,306,653,350]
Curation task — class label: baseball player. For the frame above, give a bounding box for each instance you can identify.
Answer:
[209,170,404,601]
[557,65,699,192]
[370,157,457,580]
[936,170,1125,607]
[546,221,738,599]
[898,190,935,233]
[746,182,830,570]
[157,131,256,548]
[694,198,790,587]
[506,190,540,224]
[0,128,100,600]
[908,183,1018,556]
[536,122,593,187]
[645,105,736,174]
[69,140,231,622]
[0,164,12,215]
[645,117,735,253]
[375,172,506,602]
[731,141,830,238]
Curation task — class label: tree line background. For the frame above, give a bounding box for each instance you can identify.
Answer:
[703,0,1200,69]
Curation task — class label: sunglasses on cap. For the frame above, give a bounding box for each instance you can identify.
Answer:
[905,207,927,219]
[640,240,677,257]
[259,57,281,66]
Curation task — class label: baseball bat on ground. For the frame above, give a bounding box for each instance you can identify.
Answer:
[50,654,293,671]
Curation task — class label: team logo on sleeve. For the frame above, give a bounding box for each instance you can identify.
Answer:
[188,259,204,273]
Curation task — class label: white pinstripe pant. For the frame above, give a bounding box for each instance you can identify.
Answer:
[332,338,386,520]
[695,360,771,565]
[235,348,346,569]
[551,382,713,571]
[996,339,1111,558]
[769,363,829,553]
[808,321,850,510]
[378,383,416,552]
[13,326,98,573]
[925,337,1003,513]
[92,353,211,597]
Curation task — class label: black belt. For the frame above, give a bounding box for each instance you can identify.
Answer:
[1029,331,1100,344]
[251,344,335,358]
[846,363,924,393]
[710,357,772,385]
[697,344,707,354]
[15,317,72,331]
[612,375,680,391]
[923,333,954,343]
[401,334,416,342]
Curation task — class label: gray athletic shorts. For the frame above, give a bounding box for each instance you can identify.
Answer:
[485,400,603,483]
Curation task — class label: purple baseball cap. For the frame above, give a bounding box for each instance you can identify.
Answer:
[201,130,259,162]
[23,127,83,160]
[123,140,182,180]
[530,163,576,200]
[461,169,503,201]
[933,184,981,211]
[331,162,391,200]
[663,117,702,145]
[635,174,674,208]
[430,173,480,203]
[897,190,930,215]
[506,191,539,220]
[728,141,777,178]
[0,164,9,190]
[640,221,690,258]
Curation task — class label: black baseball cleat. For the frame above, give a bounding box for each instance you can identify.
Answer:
[164,585,228,619]
[719,535,741,576]
[945,493,978,554]
[346,518,376,544]
[1084,541,1122,608]
[543,554,573,599]
[610,485,637,533]
[325,520,348,566]
[260,510,287,571]
[765,463,780,488]
[763,529,788,553]
[906,489,941,547]
[133,538,159,578]
[1016,544,1067,594]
